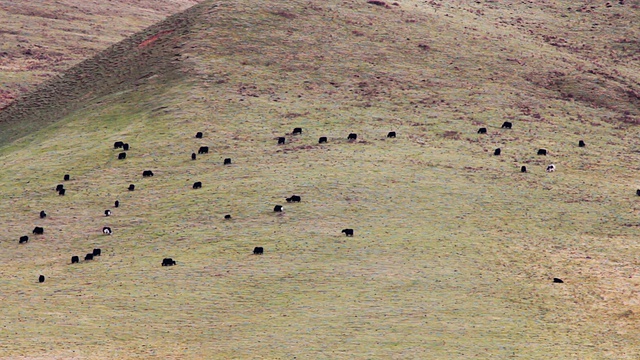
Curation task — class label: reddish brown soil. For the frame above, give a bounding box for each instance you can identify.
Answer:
[0,0,200,108]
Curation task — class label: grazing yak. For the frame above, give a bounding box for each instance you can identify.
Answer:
[19,236,29,243]
[198,146,209,154]
[128,184,135,191]
[63,174,70,181]
[387,131,396,138]
[579,140,585,147]
[348,133,358,141]
[193,181,202,189]
[115,200,120,208]
[494,148,501,156]
[196,132,203,139]
[85,254,94,261]
[477,128,487,134]
[114,141,124,149]
[122,143,130,151]
[118,152,126,160]
[286,195,301,203]
[40,211,47,219]
[292,127,303,135]
[546,164,556,172]
[277,137,285,145]
[224,214,231,219]
[253,247,264,255]
[39,275,45,283]
[191,153,196,160]
[93,248,101,256]
[33,227,44,235]
[342,229,354,237]
[319,136,328,144]
[274,205,284,212]
[105,210,112,216]
[162,258,177,266]
[537,149,547,156]
[71,256,79,264]
[224,158,232,165]
[501,121,512,129]
[521,166,527,173]
[103,227,112,235]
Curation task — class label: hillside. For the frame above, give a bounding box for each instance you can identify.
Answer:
[1,0,640,358]
[0,0,200,108]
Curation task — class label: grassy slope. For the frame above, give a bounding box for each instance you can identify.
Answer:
[0,0,199,108]
[1,0,640,358]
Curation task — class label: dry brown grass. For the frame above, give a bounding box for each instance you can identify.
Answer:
[0,0,200,108]
[1,0,640,358]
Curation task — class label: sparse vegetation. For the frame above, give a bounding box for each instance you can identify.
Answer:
[0,0,199,108]
[1,0,640,358]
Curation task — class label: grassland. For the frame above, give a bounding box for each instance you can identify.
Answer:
[1,0,640,358]
[0,0,199,108]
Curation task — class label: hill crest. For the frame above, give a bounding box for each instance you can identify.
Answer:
[0,0,200,109]
[2,0,640,358]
